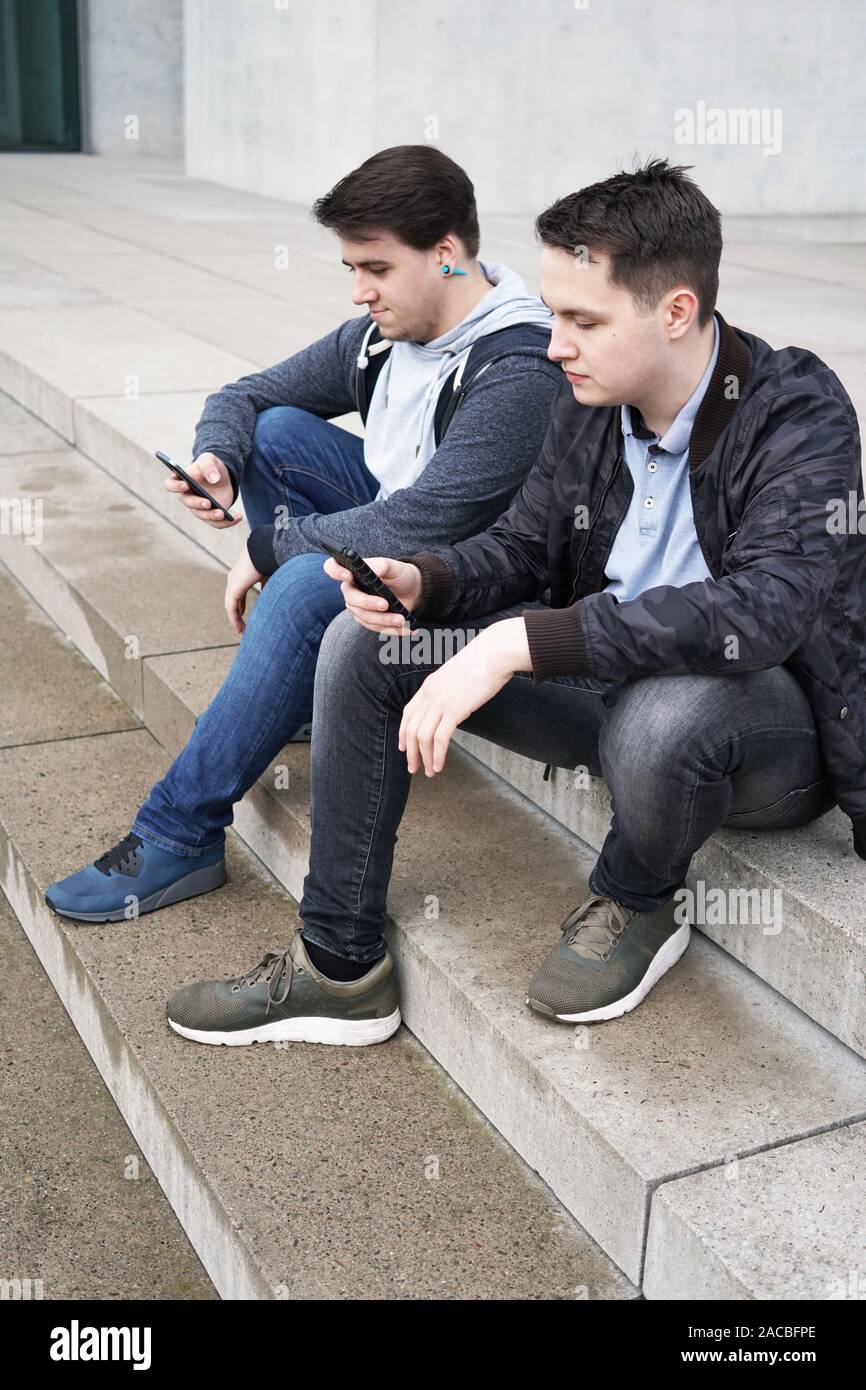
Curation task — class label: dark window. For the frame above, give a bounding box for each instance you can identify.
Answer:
[0,0,80,152]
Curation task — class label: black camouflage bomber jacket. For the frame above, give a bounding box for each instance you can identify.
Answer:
[400,312,866,860]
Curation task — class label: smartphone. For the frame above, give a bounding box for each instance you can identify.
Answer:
[317,532,416,627]
[155,450,236,523]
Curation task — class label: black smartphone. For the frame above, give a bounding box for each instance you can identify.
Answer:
[155,450,236,523]
[317,532,416,627]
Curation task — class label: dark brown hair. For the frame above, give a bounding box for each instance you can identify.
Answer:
[535,158,721,326]
[313,144,480,257]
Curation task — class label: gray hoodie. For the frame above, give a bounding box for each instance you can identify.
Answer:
[191,260,562,574]
[363,260,553,500]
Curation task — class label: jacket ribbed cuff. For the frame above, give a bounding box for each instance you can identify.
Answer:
[522,604,592,683]
[247,525,279,576]
[394,553,459,618]
[225,460,239,506]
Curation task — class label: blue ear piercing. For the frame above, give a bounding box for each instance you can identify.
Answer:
[441,264,467,277]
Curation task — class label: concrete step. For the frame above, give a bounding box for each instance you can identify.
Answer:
[0,444,242,716]
[0,391,68,457]
[0,571,214,1297]
[73,390,243,571]
[0,292,255,443]
[0,890,217,1300]
[0,576,636,1301]
[1,729,638,1300]
[452,732,866,1061]
[643,1120,866,1301]
[0,377,362,574]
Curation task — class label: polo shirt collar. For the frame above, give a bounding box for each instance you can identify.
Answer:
[621,314,720,454]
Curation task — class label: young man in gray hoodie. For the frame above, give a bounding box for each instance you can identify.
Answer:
[45,144,559,981]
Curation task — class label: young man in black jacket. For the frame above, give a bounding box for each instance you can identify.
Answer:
[165,159,866,1047]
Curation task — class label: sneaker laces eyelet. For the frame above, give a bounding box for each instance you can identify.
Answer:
[93,830,144,877]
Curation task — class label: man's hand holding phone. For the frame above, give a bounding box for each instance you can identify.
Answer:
[323,546,532,777]
[323,555,422,631]
[164,451,240,528]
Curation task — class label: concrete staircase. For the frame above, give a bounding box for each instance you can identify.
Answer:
[0,522,635,1303]
[2,155,866,1299]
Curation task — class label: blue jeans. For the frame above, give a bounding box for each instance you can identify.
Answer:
[298,606,839,965]
[133,407,380,854]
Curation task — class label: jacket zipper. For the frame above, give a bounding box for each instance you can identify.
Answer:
[543,451,623,783]
[567,451,623,607]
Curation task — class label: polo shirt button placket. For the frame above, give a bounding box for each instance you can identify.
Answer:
[645,443,661,510]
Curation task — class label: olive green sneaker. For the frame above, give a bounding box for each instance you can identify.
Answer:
[526,892,690,1023]
[166,929,401,1046]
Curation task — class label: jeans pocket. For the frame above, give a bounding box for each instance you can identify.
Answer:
[723,776,836,831]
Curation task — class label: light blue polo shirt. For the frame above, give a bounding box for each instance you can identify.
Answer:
[603,316,719,602]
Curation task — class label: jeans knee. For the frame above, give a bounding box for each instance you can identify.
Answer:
[600,675,723,788]
[251,405,310,457]
[246,551,341,651]
[315,608,381,695]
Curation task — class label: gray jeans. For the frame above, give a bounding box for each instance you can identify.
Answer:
[298,601,838,963]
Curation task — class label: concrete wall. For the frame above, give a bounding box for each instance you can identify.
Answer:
[80,0,183,156]
[182,0,865,217]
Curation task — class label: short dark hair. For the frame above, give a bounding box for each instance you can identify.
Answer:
[312,145,480,258]
[535,158,721,327]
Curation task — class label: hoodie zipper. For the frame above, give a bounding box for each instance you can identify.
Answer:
[414,349,460,456]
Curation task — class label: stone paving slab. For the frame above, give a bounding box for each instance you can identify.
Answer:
[186,250,369,317]
[0,564,137,748]
[0,302,256,440]
[119,288,342,370]
[72,390,243,569]
[0,391,66,454]
[643,1121,866,1301]
[0,892,217,1300]
[0,449,241,714]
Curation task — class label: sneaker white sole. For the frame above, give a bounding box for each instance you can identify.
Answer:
[167,1006,402,1047]
[530,921,692,1023]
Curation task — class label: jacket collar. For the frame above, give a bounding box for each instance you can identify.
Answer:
[688,310,751,465]
[611,311,751,468]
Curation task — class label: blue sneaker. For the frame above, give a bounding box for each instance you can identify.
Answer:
[45,831,226,923]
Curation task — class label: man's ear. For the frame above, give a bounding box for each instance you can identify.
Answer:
[434,233,463,270]
[665,288,700,341]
